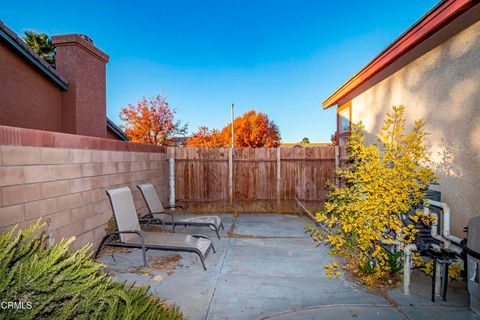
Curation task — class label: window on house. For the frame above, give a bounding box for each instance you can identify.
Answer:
[336,102,351,146]
[339,105,351,133]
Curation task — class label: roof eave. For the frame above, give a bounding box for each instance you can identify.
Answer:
[0,21,69,91]
[106,118,129,141]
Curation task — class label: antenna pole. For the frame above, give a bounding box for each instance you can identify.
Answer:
[231,103,235,149]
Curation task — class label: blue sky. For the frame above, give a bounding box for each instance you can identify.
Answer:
[3,0,439,142]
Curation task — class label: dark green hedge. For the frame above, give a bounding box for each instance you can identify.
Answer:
[0,222,183,320]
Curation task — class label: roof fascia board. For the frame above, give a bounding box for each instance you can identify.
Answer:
[107,119,129,141]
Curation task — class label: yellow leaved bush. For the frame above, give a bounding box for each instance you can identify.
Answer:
[307,106,437,286]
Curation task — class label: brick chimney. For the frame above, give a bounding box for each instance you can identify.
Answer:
[52,34,109,138]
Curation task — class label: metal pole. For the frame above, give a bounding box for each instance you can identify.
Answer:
[276,147,281,208]
[231,103,235,149]
[335,145,340,186]
[169,156,175,208]
[228,148,233,204]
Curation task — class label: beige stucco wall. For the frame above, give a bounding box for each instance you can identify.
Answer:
[348,19,480,236]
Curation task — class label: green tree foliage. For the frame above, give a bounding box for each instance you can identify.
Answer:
[300,137,310,144]
[0,222,183,319]
[22,31,55,67]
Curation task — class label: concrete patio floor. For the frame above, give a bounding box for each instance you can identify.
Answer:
[99,214,478,320]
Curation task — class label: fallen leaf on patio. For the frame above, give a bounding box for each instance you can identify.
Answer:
[152,275,163,282]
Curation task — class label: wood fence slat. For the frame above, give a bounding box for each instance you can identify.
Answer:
[169,146,342,210]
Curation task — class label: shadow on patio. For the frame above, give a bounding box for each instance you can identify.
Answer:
[98,213,477,320]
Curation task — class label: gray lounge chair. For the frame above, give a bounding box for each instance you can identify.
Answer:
[95,186,215,270]
[137,183,224,239]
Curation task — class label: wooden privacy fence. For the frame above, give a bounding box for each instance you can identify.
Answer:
[166,146,343,213]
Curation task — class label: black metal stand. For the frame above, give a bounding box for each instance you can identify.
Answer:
[426,248,457,302]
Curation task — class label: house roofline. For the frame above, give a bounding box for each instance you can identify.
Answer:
[0,21,69,91]
[322,0,476,109]
[107,118,129,141]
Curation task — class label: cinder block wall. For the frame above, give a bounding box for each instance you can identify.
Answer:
[0,144,167,250]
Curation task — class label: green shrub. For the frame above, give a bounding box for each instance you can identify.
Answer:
[0,222,183,320]
[307,106,436,286]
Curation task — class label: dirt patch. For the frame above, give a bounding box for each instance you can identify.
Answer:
[97,246,132,257]
[128,254,183,276]
[147,254,183,275]
[341,260,402,290]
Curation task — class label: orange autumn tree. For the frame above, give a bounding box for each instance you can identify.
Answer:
[186,127,224,147]
[186,110,281,147]
[119,95,187,145]
[223,110,280,147]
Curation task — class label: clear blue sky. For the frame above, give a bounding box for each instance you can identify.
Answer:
[3,0,438,142]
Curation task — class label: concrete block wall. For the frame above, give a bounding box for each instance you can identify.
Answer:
[0,145,167,250]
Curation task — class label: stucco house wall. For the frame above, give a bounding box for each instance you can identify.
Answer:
[0,22,127,141]
[344,18,480,236]
[0,43,63,132]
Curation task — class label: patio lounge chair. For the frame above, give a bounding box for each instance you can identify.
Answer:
[137,183,224,239]
[95,186,215,270]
